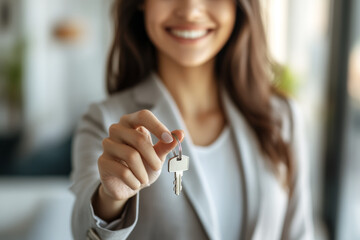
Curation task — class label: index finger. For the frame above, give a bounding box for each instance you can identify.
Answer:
[120,110,174,144]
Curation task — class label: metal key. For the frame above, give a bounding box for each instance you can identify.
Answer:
[168,134,189,195]
[168,154,189,195]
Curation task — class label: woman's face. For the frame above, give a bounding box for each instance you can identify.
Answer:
[143,0,237,68]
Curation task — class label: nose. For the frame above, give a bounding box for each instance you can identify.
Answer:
[174,0,205,21]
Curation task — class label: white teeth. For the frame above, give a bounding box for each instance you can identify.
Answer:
[170,29,208,39]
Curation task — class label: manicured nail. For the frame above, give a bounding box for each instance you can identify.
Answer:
[161,132,173,143]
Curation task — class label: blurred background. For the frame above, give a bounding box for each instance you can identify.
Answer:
[0,0,359,239]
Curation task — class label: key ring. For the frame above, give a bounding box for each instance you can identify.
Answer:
[171,133,182,160]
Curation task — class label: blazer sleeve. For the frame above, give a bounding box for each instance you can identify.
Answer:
[70,103,139,240]
[281,100,315,240]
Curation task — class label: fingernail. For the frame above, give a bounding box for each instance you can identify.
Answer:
[161,132,173,143]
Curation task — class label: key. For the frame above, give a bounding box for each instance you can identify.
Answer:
[168,133,189,196]
[168,154,189,195]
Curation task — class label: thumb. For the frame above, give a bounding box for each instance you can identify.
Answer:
[154,130,185,161]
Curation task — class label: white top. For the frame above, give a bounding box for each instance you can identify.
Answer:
[193,126,242,240]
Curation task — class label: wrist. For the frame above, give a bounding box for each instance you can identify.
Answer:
[93,184,128,222]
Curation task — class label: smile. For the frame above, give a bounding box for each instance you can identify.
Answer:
[168,29,211,40]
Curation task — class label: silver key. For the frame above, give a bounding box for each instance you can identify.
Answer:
[168,133,189,195]
[168,154,189,195]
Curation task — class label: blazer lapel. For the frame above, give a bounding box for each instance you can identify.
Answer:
[132,73,220,240]
[221,89,261,240]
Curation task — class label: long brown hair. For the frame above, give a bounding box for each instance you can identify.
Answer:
[106,0,294,189]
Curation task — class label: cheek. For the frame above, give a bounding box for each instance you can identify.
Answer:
[144,7,157,36]
[220,8,236,34]
[215,2,236,30]
[144,5,168,43]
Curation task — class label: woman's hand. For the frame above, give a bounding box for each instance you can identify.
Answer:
[93,110,184,221]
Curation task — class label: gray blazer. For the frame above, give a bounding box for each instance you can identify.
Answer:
[70,73,314,240]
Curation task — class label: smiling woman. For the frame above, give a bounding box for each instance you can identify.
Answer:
[143,0,236,67]
[70,0,314,239]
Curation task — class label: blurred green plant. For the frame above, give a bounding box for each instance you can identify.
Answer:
[0,40,25,106]
[273,64,299,97]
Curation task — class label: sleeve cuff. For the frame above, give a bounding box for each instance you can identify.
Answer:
[87,187,139,237]
[90,198,130,230]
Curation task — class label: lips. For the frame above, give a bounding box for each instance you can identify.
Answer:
[169,29,209,39]
[166,26,213,41]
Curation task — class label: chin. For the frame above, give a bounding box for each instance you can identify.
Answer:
[170,55,212,68]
